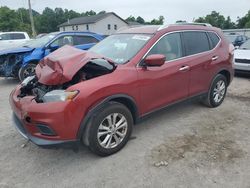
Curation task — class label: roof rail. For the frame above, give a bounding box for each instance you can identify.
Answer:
[157,22,212,31]
[173,22,212,27]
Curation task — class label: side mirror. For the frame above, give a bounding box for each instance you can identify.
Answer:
[49,44,59,51]
[0,36,2,40]
[144,54,166,67]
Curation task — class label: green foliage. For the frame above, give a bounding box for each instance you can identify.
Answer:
[195,11,238,29]
[126,15,136,22]
[1,5,250,36]
[237,10,250,28]
[136,16,145,24]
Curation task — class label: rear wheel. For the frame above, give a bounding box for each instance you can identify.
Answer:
[85,102,133,156]
[202,74,227,108]
[18,63,37,81]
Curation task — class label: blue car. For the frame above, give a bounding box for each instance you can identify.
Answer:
[0,31,104,81]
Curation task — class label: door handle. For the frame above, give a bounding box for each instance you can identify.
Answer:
[212,56,219,61]
[179,65,190,72]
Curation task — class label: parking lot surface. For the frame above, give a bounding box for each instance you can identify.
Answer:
[0,76,250,188]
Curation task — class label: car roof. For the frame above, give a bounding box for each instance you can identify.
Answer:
[117,23,219,35]
[51,31,102,36]
[0,31,28,34]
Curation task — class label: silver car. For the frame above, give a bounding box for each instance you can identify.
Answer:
[234,40,250,73]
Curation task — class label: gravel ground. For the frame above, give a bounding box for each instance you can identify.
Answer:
[0,75,250,188]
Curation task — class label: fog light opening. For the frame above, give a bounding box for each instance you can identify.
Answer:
[37,124,56,136]
[25,116,32,123]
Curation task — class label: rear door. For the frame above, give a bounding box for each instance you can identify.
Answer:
[181,31,215,96]
[137,32,190,114]
[73,35,99,50]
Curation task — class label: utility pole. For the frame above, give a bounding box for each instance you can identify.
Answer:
[28,0,36,37]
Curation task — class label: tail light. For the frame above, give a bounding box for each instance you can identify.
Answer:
[229,44,235,55]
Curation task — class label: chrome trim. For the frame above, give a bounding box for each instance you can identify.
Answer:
[137,30,222,67]
[179,65,190,71]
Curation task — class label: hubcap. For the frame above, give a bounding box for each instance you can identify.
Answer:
[97,113,128,149]
[213,80,226,103]
[23,66,35,78]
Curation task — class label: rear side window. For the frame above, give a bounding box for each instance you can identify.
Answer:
[73,36,99,45]
[182,31,210,56]
[208,32,220,48]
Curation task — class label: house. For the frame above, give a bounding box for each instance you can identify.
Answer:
[58,12,129,35]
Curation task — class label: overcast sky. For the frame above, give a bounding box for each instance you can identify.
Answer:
[1,0,249,24]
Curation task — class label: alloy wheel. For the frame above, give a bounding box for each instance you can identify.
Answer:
[97,113,128,149]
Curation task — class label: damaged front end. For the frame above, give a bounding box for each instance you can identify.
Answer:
[0,52,27,77]
[18,45,116,103]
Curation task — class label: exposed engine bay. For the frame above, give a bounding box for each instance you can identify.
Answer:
[0,53,27,77]
[18,59,115,103]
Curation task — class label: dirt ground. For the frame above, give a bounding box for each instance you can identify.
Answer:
[0,75,250,188]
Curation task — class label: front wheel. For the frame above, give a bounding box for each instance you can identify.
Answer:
[18,63,37,81]
[202,74,227,108]
[85,102,133,156]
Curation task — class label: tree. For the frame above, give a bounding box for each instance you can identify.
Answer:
[195,11,225,28]
[150,16,164,25]
[136,16,145,24]
[126,15,136,22]
[0,6,19,31]
[237,10,250,28]
[194,11,235,29]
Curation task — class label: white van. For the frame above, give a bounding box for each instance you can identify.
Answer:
[0,32,30,50]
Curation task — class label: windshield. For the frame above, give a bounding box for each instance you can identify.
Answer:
[89,34,152,64]
[225,35,237,43]
[23,34,56,48]
[239,40,250,49]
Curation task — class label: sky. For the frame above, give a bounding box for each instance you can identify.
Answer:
[0,0,249,24]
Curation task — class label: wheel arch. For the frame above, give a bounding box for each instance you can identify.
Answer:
[22,59,40,67]
[76,94,139,141]
[217,69,231,86]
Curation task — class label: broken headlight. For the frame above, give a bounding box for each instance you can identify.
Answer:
[21,75,36,86]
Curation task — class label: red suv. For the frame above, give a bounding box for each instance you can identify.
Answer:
[10,23,234,156]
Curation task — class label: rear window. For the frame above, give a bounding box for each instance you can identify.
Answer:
[11,33,26,39]
[208,32,220,48]
[0,33,25,40]
[183,31,210,56]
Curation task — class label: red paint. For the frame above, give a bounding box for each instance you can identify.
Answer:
[10,25,234,142]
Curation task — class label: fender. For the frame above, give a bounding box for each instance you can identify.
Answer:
[76,94,139,140]
[211,67,233,86]
[22,48,45,67]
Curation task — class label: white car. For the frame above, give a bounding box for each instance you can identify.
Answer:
[234,40,250,73]
[0,32,30,50]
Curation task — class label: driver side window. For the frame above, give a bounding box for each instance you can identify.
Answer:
[51,35,73,47]
[148,33,183,61]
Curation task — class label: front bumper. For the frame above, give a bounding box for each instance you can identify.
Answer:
[12,113,78,148]
[234,62,250,72]
[9,86,86,148]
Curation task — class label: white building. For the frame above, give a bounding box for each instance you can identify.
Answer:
[58,12,129,35]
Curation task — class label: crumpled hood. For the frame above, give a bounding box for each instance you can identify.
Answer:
[36,45,114,85]
[0,46,34,55]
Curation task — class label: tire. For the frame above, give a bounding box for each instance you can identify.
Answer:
[85,101,133,156]
[18,63,37,81]
[202,74,227,108]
